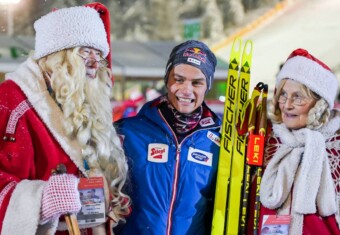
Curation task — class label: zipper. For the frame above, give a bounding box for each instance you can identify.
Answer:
[166,145,181,235]
[158,109,221,235]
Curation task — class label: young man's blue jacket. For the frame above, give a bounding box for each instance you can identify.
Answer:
[115,97,221,235]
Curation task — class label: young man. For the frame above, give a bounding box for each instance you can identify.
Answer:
[115,40,221,234]
[0,3,130,234]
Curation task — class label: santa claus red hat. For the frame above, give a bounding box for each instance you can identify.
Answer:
[33,3,111,68]
[277,48,338,109]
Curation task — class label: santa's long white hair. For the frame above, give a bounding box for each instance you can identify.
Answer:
[37,47,130,223]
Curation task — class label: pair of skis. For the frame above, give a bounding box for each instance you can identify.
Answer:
[211,37,252,235]
[211,37,268,235]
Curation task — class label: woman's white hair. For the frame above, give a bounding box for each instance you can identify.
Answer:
[268,78,331,130]
[37,47,130,223]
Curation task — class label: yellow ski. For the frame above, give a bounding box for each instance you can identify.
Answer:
[211,37,253,235]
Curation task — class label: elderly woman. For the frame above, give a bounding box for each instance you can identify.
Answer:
[257,48,340,235]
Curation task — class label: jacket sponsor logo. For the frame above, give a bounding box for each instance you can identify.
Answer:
[199,117,214,127]
[191,152,209,162]
[151,148,165,159]
[187,147,213,166]
[207,131,220,146]
[148,143,168,163]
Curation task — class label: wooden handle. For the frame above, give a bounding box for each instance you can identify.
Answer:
[52,164,81,235]
[65,214,80,235]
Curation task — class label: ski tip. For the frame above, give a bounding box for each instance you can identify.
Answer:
[231,37,243,53]
[243,40,253,56]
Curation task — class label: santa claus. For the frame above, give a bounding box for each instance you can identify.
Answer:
[0,3,130,235]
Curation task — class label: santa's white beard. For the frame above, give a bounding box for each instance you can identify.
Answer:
[54,72,113,168]
[86,68,97,79]
[84,76,113,158]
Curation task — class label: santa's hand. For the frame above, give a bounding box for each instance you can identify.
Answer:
[40,174,81,224]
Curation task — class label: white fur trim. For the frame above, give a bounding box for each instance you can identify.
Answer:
[261,124,338,234]
[277,56,338,109]
[5,57,87,175]
[1,180,60,235]
[33,6,109,59]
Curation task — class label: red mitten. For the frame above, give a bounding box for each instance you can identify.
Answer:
[40,174,81,224]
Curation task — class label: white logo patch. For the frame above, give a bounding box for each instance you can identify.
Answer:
[207,131,220,147]
[148,144,169,163]
[199,117,214,127]
[187,147,213,167]
[187,57,201,65]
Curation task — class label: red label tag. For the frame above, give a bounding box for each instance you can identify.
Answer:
[77,177,105,225]
[261,215,291,235]
[78,176,104,190]
[247,133,264,166]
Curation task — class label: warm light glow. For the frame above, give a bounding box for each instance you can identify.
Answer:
[0,0,21,4]
[219,96,226,102]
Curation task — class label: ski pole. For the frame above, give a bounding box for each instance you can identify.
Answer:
[253,84,268,235]
[239,82,264,235]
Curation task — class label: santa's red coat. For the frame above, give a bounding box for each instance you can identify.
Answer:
[0,58,109,234]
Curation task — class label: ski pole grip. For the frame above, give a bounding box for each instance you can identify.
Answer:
[52,164,81,235]
[259,85,268,135]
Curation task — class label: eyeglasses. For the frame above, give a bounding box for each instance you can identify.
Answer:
[277,95,310,106]
[77,54,109,68]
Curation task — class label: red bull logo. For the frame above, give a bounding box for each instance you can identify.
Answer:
[183,47,207,63]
